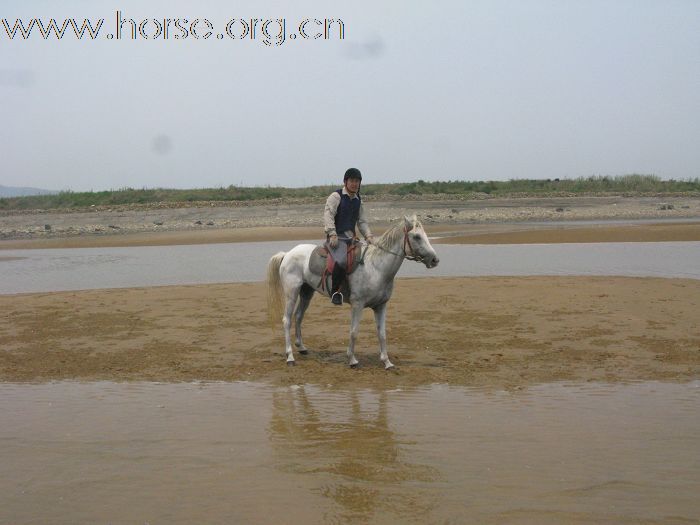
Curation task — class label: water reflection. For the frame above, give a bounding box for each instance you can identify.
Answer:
[1,381,698,524]
[269,386,439,522]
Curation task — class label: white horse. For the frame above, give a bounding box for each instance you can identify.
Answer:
[267,215,439,369]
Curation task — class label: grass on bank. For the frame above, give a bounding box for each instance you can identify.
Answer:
[2,175,699,211]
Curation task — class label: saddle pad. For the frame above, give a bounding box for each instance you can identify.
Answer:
[309,245,329,275]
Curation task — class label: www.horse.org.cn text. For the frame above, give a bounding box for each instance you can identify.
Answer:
[2,11,345,46]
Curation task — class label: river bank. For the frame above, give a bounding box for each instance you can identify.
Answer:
[1,194,700,248]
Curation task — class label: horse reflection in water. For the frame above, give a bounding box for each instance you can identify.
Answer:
[269,386,440,522]
[267,215,439,368]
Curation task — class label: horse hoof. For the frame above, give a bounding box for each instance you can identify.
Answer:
[350,363,359,369]
[299,350,309,355]
[287,361,295,367]
[385,364,395,371]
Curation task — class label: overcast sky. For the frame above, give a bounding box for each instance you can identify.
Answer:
[2,0,699,191]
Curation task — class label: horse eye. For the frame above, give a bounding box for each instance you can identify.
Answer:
[412,233,421,239]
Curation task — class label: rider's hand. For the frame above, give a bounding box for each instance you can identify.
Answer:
[366,235,375,245]
[329,234,339,248]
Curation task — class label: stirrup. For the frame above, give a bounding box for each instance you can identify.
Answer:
[331,291,343,305]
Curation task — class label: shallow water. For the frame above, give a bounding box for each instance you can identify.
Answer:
[1,381,698,524]
[1,240,699,294]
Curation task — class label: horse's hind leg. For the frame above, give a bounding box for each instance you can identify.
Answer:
[294,284,314,355]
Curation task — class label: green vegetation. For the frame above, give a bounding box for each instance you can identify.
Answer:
[363,175,700,196]
[1,175,698,211]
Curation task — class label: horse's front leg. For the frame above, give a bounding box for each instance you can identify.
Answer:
[347,304,363,368]
[283,288,300,366]
[373,302,394,370]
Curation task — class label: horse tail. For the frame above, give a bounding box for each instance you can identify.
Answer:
[266,251,286,328]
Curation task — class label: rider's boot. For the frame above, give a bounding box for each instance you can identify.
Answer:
[331,265,345,305]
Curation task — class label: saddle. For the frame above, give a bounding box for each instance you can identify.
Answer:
[309,240,365,296]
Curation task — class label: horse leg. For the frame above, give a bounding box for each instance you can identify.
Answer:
[347,304,363,368]
[294,284,314,355]
[283,287,300,366]
[373,302,394,370]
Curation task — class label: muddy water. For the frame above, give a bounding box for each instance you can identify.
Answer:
[1,381,698,524]
[1,241,700,294]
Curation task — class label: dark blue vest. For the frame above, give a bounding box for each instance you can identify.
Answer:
[334,189,361,236]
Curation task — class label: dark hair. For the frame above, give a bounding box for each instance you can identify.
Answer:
[343,168,362,182]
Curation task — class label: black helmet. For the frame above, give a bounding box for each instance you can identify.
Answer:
[344,168,362,182]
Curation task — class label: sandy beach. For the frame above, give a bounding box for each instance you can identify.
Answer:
[1,195,699,387]
[1,276,698,387]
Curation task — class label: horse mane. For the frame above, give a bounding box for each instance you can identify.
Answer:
[373,217,419,252]
[374,221,405,251]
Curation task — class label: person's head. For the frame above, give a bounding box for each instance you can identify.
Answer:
[343,168,362,195]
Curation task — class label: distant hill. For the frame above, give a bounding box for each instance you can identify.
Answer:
[0,185,57,197]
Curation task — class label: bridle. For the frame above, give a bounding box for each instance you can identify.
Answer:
[372,226,425,262]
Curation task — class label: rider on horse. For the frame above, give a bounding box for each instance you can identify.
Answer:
[324,168,375,305]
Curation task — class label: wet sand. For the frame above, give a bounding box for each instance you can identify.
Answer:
[2,276,698,387]
[1,220,700,250]
[432,221,700,244]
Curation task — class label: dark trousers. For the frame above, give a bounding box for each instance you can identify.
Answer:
[331,264,345,294]
[328,236,352,300]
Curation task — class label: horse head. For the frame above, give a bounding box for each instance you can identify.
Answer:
[404,215,440,269]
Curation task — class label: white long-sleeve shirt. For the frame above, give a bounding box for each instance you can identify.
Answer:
[323,188,373,239]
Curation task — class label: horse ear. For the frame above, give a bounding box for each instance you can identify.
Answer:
[403,215,413,230]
